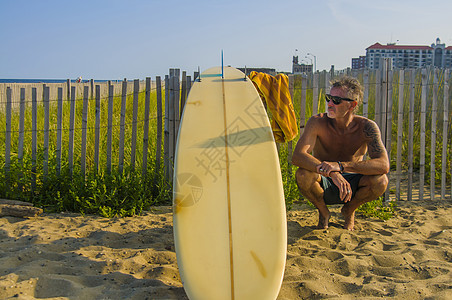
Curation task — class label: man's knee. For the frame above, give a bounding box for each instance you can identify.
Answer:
[373,174,389,194]
[360,174,388,196]
[295,168,319,193]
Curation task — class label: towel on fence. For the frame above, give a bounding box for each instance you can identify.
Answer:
[249,71,298,143]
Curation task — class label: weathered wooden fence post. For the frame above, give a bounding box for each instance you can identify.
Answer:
[90,79,94,100]
[168,73,175,182]
[419,68,428,200]
[430,70,439,200]
[130,79,140,171]
[324,70,330,113]
[43,86,50,178]
[396,70,405,201]
[441,70,450,199]
[172,69,181,159]
[180,71,187,118]
[68,86,76,177]
[13,88,25,191]
[118,79,127,175]
[155,76,163,184]
[18,88,26,167]
[187,75,192,95]
[300,75,307,132]
[4,88,12,184]
[56,87,63,175]
[94,85,101,173]
[380,59,389,145]
[375,68,382,133]
[106,81,114,174]
[80,86,89,178]
[142,77,152,178]
[287,75,295,177]
[363,69,369,118]
[66,79,71,103]
[312,72,319,115]
[384,68,393,201]
[164,75,170,182]
[32,88,37,188]
[407,69,416,201]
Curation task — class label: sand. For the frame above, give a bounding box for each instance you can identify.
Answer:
[0,200,451,300]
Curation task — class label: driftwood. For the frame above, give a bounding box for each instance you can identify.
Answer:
[0,199,34,206]
[0,199,43,218]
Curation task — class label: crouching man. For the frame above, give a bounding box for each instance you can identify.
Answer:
[291,76,389,230]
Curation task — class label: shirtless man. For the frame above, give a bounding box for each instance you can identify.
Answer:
[291,76,389,230]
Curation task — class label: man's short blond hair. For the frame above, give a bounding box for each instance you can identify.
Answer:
[330,76,363,112]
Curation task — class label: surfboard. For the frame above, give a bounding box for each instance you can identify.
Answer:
[173,66,287,300]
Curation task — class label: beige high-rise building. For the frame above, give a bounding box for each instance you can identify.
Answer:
[364,38,452,69]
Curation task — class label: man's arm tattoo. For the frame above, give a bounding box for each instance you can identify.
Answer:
[364,121,386,156]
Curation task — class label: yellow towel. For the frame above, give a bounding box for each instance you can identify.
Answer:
[249,71,298,143]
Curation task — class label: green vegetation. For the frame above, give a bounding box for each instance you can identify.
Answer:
[0,156,171,217]
[357,196,397,221]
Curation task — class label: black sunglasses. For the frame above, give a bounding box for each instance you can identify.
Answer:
[325,94,355,105]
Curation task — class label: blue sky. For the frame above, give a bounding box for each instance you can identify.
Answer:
[1,0,451,80]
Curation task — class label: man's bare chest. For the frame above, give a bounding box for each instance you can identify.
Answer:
[315,131,367,161]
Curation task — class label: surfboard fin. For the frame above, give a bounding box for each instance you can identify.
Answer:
[221,50,224,79]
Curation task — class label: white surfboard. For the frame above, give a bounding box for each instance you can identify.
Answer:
[173,66,286,300]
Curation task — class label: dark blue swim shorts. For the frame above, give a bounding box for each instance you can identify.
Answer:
[320,173,363,205]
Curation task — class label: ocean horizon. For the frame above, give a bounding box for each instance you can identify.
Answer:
[0,79,119,84]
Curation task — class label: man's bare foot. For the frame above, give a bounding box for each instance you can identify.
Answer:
[317,212,330,229]
[341,206,355,231]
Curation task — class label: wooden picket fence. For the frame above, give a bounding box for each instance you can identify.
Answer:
[1,63,451,202]
[1,72,188,182]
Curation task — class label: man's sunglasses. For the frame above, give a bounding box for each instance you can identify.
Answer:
[325,94,355,105]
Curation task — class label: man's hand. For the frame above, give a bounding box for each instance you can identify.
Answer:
[316,161,341,177]
[330,172,352,202]
[316,162,352,202]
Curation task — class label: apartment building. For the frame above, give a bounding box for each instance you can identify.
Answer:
[351,56,366,69]
[365,38,452,69]
[292,56,313,74]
